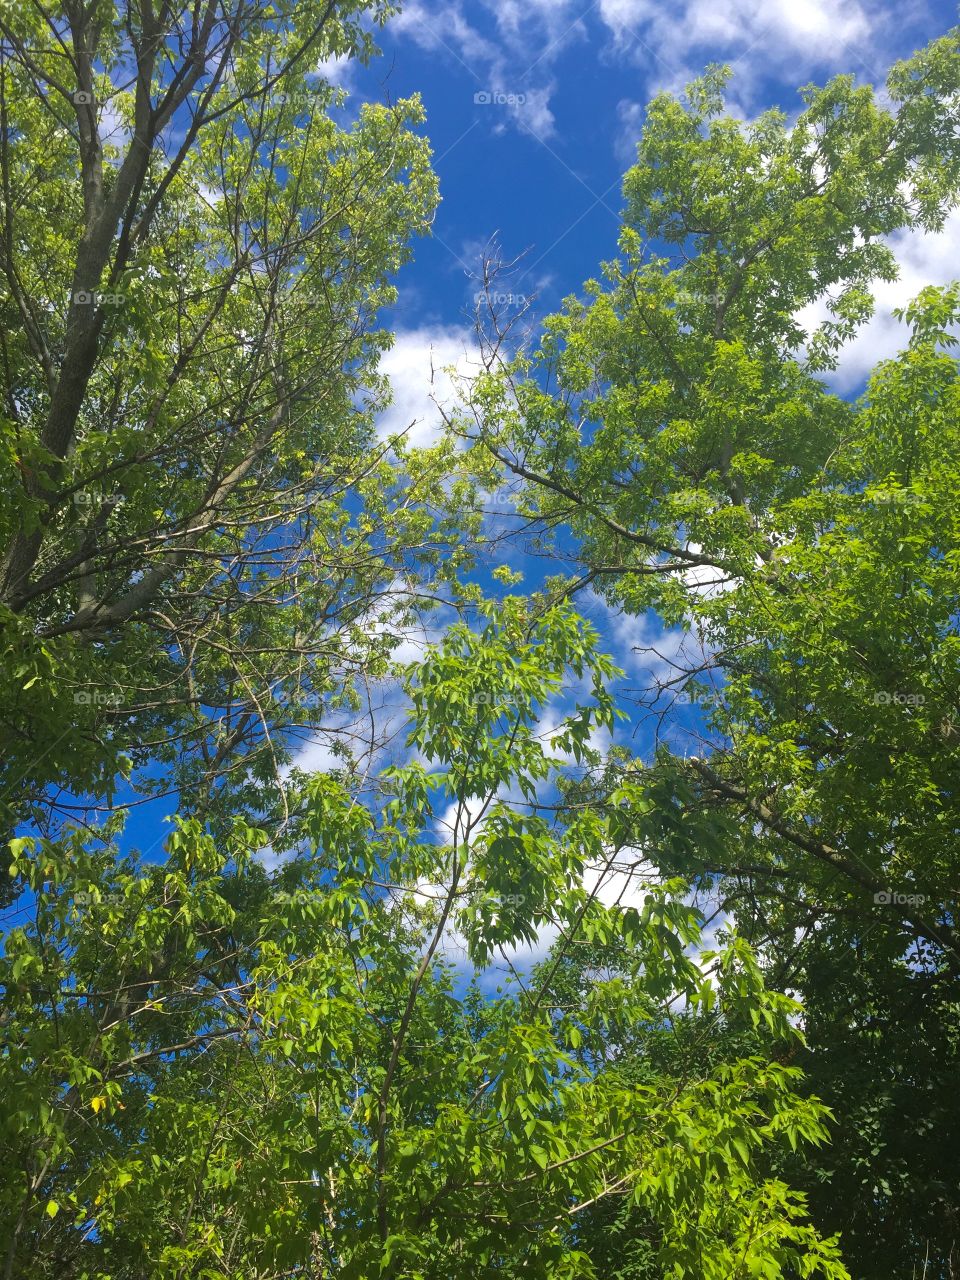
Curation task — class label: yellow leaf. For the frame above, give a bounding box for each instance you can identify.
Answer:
[91,1096,107,1114]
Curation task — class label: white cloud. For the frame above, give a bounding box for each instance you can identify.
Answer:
[314,52,356,91]
[375,325,481,448]
[766,0,867,45]
[287,716,360,776]
[682,544,741,601]
[281,584,455,789]
[392,3,501,68]
[598,0,658,39]
[614,98,646,169]
[796,209,960,393]
[392,0,879,148]
[284,688,409,779]
[586,591,695,688]
[598,0,877,108]
[98,97,128,148]
[507,85,556,139]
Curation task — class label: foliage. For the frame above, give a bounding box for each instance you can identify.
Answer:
[4,7,960,1276]
[1,607,848,1279]
[463,33,960,1276]
[0,0,460,866]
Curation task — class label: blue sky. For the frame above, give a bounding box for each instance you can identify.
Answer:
[325,0,960,727]
[133,0,960,853]
[345,0,960,352]
[330,0,960,707]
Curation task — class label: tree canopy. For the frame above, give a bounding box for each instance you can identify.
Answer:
[2,3,959,1277]
[461,31,960,1276]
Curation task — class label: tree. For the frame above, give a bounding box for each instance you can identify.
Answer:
[536,930,812,1280]
[0,0,461,869]
[1,604,849,1279]
[460,31,960,1275]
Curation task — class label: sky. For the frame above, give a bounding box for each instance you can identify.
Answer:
[346,0,960,411]
[325,0,960,752]
[134,0,960,855]
[314,0,960,750]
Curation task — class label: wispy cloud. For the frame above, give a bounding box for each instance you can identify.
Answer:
[598,0,878,92]
[392,0,589,139]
